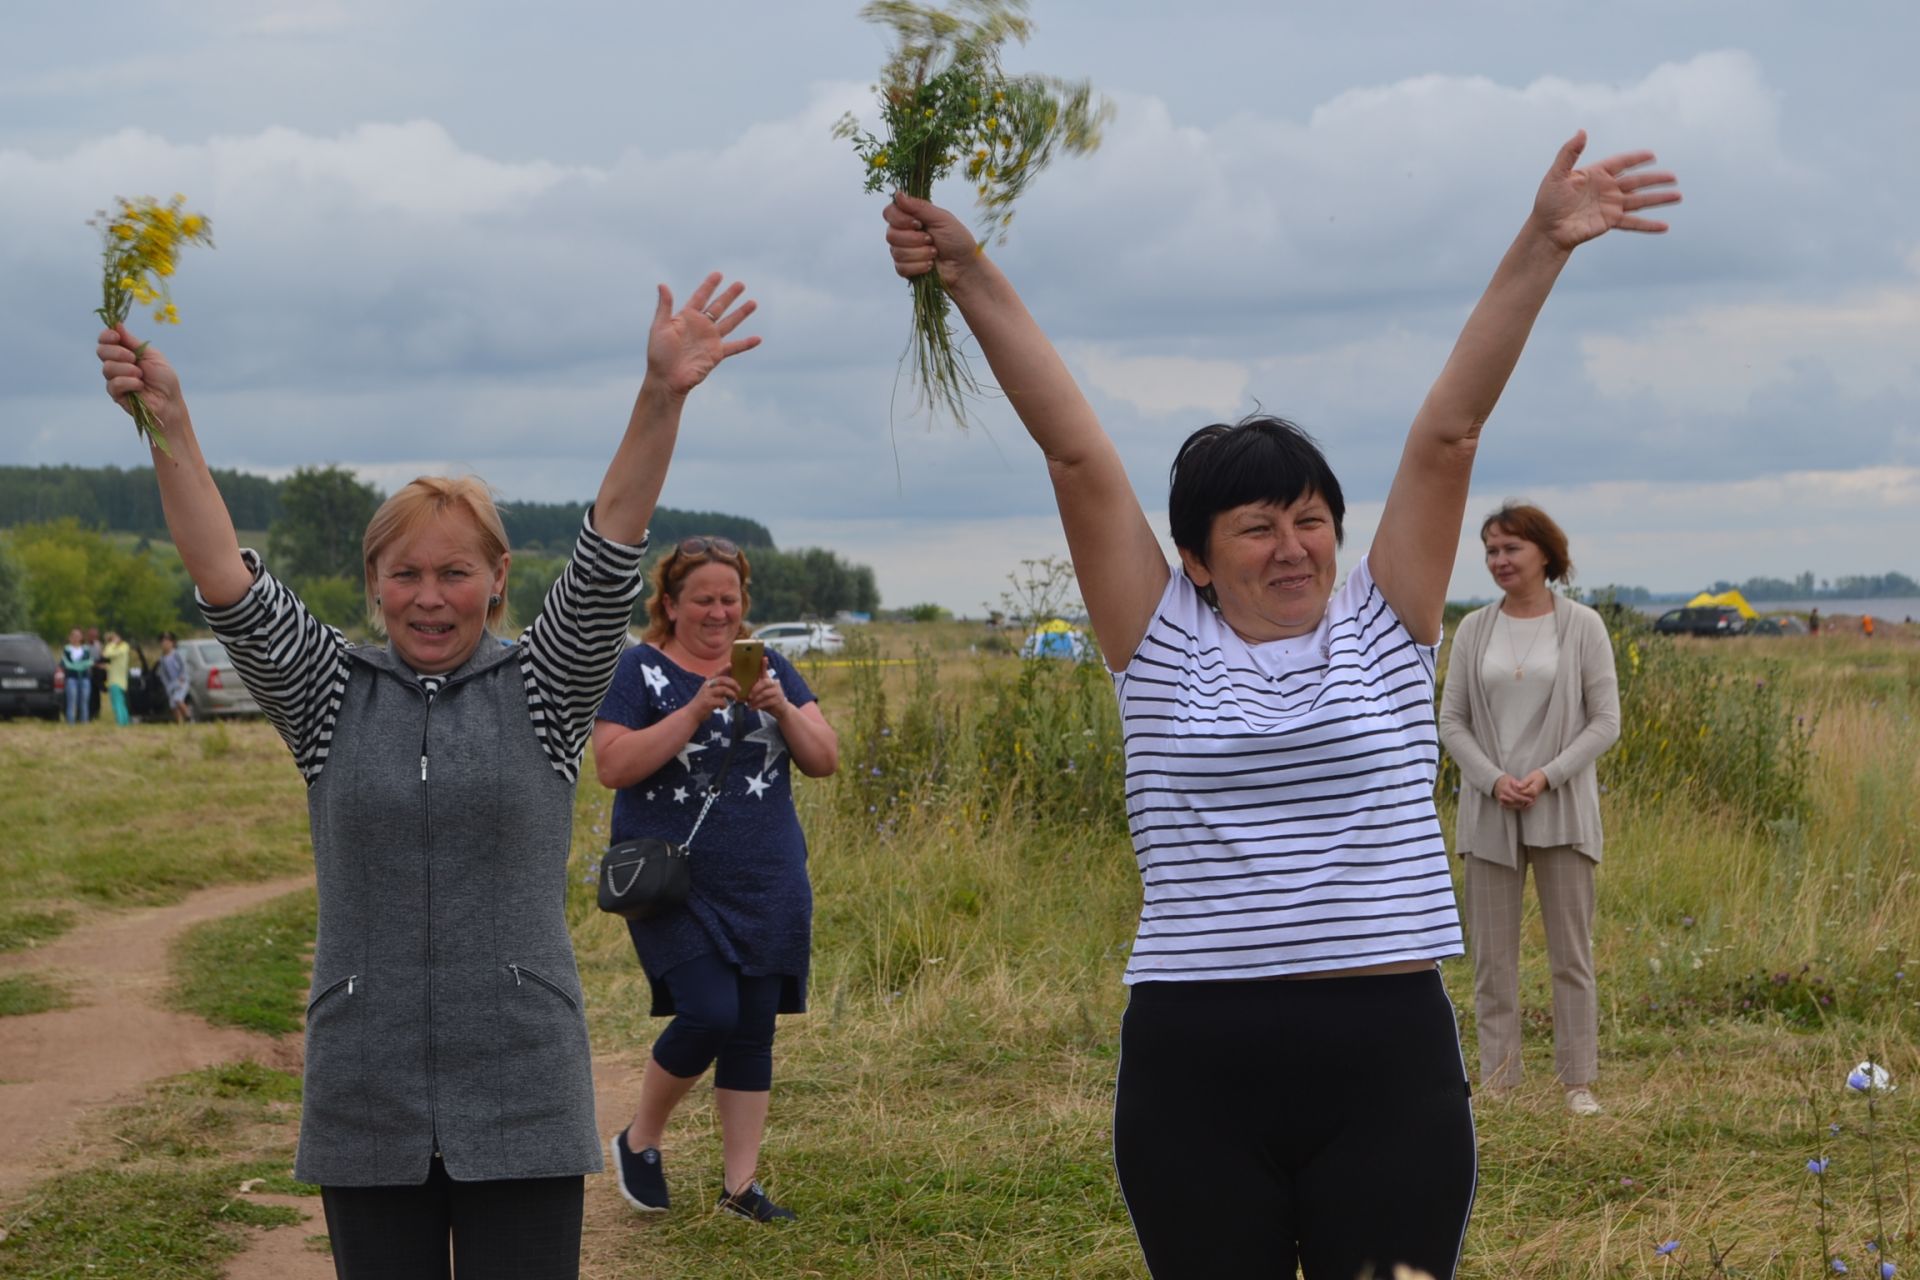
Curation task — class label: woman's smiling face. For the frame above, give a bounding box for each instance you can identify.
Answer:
[374,514,508,674]
[664,561,746,661]
[1180,494,1339,643]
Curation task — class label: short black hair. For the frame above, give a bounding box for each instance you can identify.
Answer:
[1167,415,1345,562]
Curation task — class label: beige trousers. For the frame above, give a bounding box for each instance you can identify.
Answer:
[1463,844,1598,1089]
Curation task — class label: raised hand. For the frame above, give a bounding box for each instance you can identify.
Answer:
[884,192,981,288]
[1531,130,1681,251]
[96,325,185,434]
[647,273,760,396]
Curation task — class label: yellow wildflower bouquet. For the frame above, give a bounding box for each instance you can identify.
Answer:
[91,195,214,455]
[835,0,1109,426]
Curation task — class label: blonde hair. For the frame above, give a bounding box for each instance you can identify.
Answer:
[362,476,512,634]
[643,541,753,644]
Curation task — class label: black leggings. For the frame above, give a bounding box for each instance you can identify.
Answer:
[650,952,783,1091]
[320,1157,583,1279]
[1113,969,1477,1280]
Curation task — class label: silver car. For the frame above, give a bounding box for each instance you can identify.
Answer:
[177,638,262,718]
[752,622,845,658]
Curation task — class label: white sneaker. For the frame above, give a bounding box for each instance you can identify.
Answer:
[1565,1087,1603,1116]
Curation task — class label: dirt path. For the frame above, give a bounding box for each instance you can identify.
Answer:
[0,876,311,1198]
[0,875,648,1277]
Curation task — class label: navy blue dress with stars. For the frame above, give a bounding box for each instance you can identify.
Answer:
[599,642,816,1016]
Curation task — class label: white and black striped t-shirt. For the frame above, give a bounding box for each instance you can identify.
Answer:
[199,512,646,786]
[1114,556,1463,983]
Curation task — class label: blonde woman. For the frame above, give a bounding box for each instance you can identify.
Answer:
[1438,503,1620,1114]
[95,274,759,1278]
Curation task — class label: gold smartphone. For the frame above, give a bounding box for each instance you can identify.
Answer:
[730,639,765,694]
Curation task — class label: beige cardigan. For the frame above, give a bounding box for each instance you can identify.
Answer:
[1437,594,1620,868]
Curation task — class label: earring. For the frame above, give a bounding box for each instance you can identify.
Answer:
[374,595,382,608]
[488,594,501,607]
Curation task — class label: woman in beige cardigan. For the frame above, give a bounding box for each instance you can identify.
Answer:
[1439,503,1620,1115]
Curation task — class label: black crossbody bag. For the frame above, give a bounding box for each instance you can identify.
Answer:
[598,702,747,921]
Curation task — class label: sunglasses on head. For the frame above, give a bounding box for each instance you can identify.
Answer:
[675,536,740,559]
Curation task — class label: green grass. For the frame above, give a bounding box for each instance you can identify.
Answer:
[0,1061,312,1278]
[0,908,72,955]
[0,721,310,945]
[169,888,317,1035]
[0,972,68,1018]
[0,626,1916,1276]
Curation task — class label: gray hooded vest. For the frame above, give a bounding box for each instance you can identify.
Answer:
[296,635,601,1185]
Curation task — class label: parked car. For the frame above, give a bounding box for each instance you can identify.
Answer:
[1653,606,1748,638]
[753,621,845,658]
[176,637,262,717]
[0,633,62,719]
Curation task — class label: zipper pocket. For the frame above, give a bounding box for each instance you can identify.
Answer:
[306,972,358,1014]
[506,963,579,1010]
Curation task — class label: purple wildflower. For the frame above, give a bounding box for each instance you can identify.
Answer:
[1849,1070,1873,1092]
[1656,1241,1680,1256]
[1809,1157,1831,1174]
[1833,1262,1849,1275]
[1881,1264,1895,1279]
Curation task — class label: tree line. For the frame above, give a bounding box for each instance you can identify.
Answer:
[0,465,876,641]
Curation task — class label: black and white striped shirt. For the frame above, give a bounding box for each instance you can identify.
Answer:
[200,512,647,785]
[1114,556,1463,982]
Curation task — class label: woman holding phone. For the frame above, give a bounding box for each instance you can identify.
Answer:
[594,538,839,1223]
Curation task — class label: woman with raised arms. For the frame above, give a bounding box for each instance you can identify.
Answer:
[880,133,1677,1279]
[95,275,759,1279]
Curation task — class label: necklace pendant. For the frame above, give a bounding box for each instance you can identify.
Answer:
[1514,666,1523,680]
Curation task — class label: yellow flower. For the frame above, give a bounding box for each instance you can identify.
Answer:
[112,224,135,240]
[985,116,997,131]
[160,303,180,323]
[923,107,934,118]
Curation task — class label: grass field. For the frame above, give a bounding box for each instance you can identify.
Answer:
[0,620,1916,1277]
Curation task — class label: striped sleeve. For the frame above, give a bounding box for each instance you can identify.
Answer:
[519,509,648,780]
[198,551,351,783]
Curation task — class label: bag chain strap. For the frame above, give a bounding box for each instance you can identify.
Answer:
[682,701,748,849]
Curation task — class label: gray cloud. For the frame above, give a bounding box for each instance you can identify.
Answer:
[4,10,1916,610]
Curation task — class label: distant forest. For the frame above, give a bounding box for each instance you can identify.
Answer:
[0,465,774,550]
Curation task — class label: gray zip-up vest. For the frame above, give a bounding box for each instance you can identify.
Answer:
[296,636,601,1186]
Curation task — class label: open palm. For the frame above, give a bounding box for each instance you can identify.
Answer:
[647,273,760,395]
[1532,130,1682,251]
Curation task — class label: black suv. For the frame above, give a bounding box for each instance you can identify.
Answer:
[0,633,62,719]
[1652,607,1748,638]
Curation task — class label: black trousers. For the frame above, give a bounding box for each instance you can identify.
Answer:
[320,1157,583,1280]
[1113,969,1477,1280]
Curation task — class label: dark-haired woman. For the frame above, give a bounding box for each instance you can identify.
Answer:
[594,538,838,1224]
[1438,504,1619,1115]
[880,133,1677,1279]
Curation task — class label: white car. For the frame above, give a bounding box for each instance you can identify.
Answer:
[752,622,845,658]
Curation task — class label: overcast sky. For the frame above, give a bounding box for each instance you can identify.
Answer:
[4,0,1915,614]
